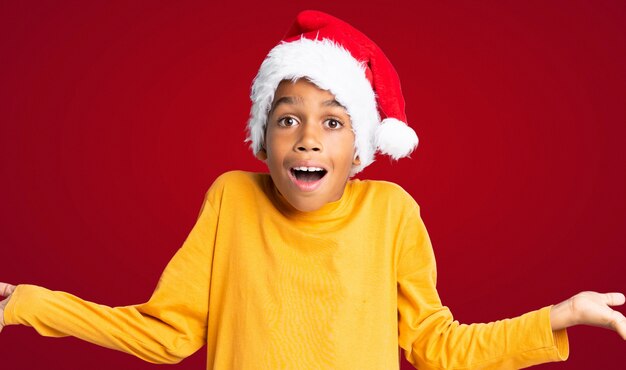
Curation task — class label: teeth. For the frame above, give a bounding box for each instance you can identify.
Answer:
[292,166,325,172]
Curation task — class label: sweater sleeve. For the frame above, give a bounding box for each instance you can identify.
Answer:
[397,206,569,370]
[3,190,219,364]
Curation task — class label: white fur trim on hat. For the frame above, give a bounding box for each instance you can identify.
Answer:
[375,118,419,160]
[246,37,379,175]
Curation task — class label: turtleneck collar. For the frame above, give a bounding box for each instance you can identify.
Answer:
[266,174,356,226]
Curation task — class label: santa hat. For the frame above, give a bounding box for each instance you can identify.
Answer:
[246,10,418,175]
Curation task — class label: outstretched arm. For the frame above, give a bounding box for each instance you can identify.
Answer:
[397,207,571,369]
[0,282,16,334]
[550,291,626,339]
[398,206,626,369]
[0,189,219,364]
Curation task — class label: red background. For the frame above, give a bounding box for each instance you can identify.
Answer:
[1,1,625,369]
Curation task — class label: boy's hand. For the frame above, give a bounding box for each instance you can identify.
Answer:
[550,291,626,339]
[0,282,17,333]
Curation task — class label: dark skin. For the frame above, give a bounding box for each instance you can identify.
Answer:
[256,79,360,212]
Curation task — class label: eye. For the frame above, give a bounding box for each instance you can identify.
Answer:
[324,119,343,130]
[278,117,298,127]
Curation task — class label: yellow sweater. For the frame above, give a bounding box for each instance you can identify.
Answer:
[4,171,568,369]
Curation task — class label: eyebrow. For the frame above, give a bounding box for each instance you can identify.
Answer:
[269,96,347,115]
[321,99,346,109]
[270,96,302,113]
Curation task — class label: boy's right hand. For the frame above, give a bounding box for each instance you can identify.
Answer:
[0,282,16,333]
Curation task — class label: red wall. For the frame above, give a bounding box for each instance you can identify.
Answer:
[1,2,624,369]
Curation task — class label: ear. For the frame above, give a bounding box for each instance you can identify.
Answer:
[352,153,361,166]
[256,148,267,161]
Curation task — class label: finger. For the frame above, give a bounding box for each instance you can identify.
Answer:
[612,311,626,340]
[0,283,16,297]
[0,297,7,332]
[603,292,626,307]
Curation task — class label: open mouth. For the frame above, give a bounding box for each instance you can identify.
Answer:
[290,166,327,182]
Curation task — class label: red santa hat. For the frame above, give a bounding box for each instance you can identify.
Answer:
[247,10,418,175]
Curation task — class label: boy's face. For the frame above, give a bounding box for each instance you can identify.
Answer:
[258,78,360,212]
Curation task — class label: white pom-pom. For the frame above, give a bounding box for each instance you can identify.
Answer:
[375,118,419,160]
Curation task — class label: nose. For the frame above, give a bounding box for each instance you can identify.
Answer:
[294,122,323,153]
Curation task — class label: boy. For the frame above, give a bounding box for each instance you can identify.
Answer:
[1,9,624,370]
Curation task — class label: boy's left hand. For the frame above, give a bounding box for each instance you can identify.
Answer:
[550,291,626,339]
